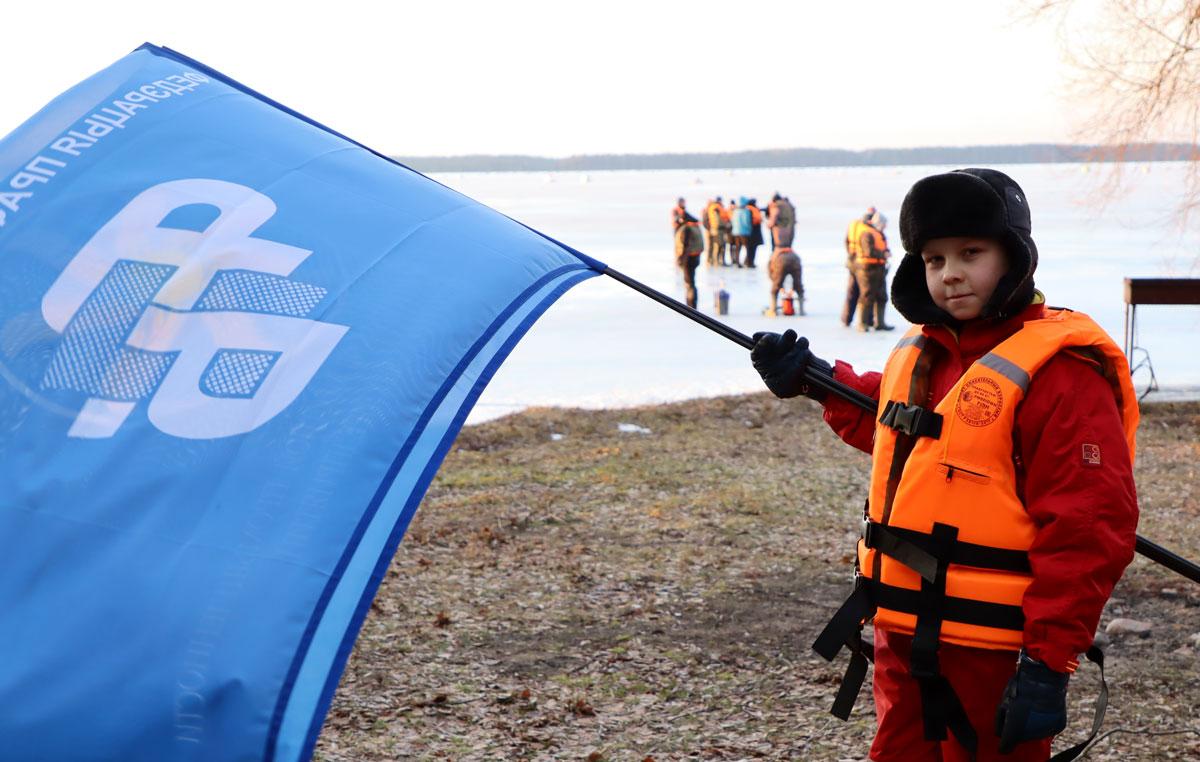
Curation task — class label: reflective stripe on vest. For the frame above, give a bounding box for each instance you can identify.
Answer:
[862,310,1139,650]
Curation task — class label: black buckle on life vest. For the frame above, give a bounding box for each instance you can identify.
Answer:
[879,400,943,439]
[863,521,940,583]
[862,521,1033,581]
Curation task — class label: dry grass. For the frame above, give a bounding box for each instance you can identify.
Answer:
[314,395,1200,761]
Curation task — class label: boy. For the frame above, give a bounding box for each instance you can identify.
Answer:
[750,169,1139,761]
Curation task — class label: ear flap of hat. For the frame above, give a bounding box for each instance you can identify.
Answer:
[984,228,1037,319]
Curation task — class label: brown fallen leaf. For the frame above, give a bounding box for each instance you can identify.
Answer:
[571,697,597,716]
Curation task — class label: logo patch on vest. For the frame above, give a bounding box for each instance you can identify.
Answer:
[956,377,1003,427]
[1082,443,1102,466]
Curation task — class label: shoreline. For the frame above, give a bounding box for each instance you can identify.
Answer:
[466,384,1200,426]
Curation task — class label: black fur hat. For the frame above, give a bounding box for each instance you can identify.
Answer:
[891,168,1038,325]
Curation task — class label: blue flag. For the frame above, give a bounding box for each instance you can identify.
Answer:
[0,44,603,761]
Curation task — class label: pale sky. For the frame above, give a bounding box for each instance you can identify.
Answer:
[3,0,1081,158]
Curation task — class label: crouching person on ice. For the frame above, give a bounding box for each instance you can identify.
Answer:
[750,169,1139,761]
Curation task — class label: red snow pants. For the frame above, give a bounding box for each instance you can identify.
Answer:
[869,626,1053,761]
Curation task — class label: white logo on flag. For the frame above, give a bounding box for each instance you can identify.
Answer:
[40,179,348,439]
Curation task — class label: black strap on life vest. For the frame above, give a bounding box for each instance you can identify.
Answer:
[830,628,873,720]
[812,519,1029,723]
[863,521,939,582]
[1049,646,1109,762]
[815,504,1032,724]
[876,339,937,539]
[863,521,1032,583]
[815,521,1034,751]
[872,580,1026,631]
[812,578,876,720]
[878,399,943,439]
[812,576,1028,663]
[909,522,978,752]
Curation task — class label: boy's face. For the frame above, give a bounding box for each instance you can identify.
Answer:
[921,237,1009,321]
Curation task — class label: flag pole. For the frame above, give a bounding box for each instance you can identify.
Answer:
[601,265,1200,586]
[601,266,877,410]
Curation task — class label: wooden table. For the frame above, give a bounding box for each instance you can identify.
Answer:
[1123,278,1200,360]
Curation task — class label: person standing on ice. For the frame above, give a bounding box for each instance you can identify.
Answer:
[750,168,1139,761]
[730,197,753,268]
[851,209,895,332]
[674,212,704,308]
[746,197,764,268]
[767,192,796,249]
[706,196,727,267]
[671,197,689,231]
[721,199,735,263]
[843,206,876,328]
[766,245,804,316]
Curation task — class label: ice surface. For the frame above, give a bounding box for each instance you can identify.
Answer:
[434,163,1200,425]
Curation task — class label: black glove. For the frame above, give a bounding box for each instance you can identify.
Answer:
[750,329,832,400]
[994,651,1069,753]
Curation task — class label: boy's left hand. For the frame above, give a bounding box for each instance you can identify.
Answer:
[994,652,1069,753]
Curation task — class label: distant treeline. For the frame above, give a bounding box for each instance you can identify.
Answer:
[392,143,1198,174]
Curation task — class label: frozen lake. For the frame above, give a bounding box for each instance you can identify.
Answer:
[433,163,1200,424]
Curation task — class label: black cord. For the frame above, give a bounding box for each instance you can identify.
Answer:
[1077,725,1199,757]
[1127,315,1159,401]
[1128,347,1159,401]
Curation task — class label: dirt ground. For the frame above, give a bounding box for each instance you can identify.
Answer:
[313,395,1200,761]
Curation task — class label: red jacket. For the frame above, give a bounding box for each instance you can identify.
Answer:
[822,302,1138,672]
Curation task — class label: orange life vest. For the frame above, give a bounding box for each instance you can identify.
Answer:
[847,219,887,265]
[706,203,722,230]
[861,308,1138,651]
[844,220,859,253]
[749,205,762,225]
[671,206,687,228]
[812,307,1139,734]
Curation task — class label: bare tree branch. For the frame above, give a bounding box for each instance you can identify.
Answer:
[1023,0,1200,229]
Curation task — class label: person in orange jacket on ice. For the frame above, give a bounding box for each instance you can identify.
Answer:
[750,168,1139,761]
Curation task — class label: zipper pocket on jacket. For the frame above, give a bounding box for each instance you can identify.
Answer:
[937,462,991,485]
